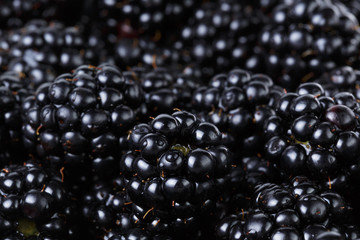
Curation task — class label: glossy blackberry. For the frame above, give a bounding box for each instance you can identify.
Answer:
[215,176,360,240]
[192,68,283,153]
[81,175,181,240]
[191,69,284,192]
[0,71,31,166]
[264,82,360,196]
[121,110,232,238]
[176,1,265,78]
[22,64,144,195]
[249,0,360,91]
[0,161,81,239]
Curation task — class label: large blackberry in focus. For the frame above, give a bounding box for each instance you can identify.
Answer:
[215,176,360,240]
[0,161,82,239]
[263,82,360,198]
[121,110,232,238]
[0,71,31,166]
[22,64,144,195]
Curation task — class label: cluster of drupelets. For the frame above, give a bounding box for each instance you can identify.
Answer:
[1,0,360,239]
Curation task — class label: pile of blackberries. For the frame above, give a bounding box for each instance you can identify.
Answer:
[1,0,360,239]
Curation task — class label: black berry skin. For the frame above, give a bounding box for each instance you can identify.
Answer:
[215,176,360,240]
[263,82,360,197]
[191,68,282,154]
[122,110,232,238]
[81,175,137,239]
[252,0,360,91]
[2,1,360,239]
[0,161,82,239]
[175,1,266,78]
[22,64,144,195]
[191,68,283,192]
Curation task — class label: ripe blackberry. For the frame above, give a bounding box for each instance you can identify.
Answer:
[251,0,360,90]
[22,64,144,195]
[0,71,31,165]
[0,161,81,239]
[81,175,179,239]
[215,176,360,240]
[263,82,360,197]
[121,110,232,238]
[177,1,265,78]
[191,68,284,192]
[191,68,283,155]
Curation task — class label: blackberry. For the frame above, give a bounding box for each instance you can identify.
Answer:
[81,175,178,239]
[121,110,232,238]
[22,64,144,195]
[215,176,360,240]
[250,0,360,90]
[0,161,81,239]
[190,68,283,190]
[263,82,360,197]
[180,1,265,76]
[192,68,283,153]
[176,1,265,78]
